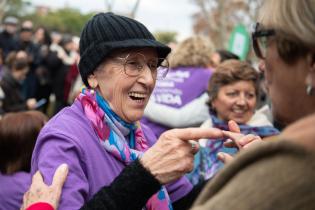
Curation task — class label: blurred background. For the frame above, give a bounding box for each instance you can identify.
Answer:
[0,0,262,48]
[0,0,264,118]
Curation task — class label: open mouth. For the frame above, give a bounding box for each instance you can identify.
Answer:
[128,92,147,102]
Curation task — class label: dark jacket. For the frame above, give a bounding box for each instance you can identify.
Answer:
[0,31,18,58]
[0,72,28,112]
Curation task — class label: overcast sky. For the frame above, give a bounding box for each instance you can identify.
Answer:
[29,0,199,40]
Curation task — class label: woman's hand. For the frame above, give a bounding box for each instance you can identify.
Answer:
[140,127,223,184]
[218,120,263,164]
[21,164,69,210]
[26,98,37,110]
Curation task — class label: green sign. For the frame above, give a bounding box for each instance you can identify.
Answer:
[228,24,250,60]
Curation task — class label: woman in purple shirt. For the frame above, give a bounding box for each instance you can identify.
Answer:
[0,111,47,210]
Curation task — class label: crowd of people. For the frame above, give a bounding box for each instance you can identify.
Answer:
[0,0,315,209]
[0,17,81,116]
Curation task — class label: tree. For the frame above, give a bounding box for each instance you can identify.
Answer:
[154,31,177,45]
[0,0,8,22]
[22,8,94,35]
[0,0,30,22]
[192,0,262,49]
[104,0,141,18]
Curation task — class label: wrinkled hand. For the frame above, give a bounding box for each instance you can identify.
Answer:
[140,128,223,184]
[21,164,69,210]
[218,120,263,164]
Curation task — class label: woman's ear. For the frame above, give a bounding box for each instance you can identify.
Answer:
[87,74,98,89]
[211,99,217,111]
[311,53,315,71]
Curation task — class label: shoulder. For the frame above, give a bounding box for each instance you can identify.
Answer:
[193,141,315,210]
[33,101,95,165]
[200,118,213,128]
[42,101,91,137]
[247,105,273,127]
[0,172,31,209]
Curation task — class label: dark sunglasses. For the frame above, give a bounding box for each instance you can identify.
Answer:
[252,22,276,59]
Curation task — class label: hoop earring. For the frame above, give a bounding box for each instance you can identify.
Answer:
[306,73,315,96]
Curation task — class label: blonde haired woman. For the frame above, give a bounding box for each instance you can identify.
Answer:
[191,0,315,209]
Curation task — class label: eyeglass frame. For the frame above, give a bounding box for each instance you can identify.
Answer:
[108,52,169,80]
[252,22,276,59]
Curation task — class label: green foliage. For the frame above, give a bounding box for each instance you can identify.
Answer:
[3,1,95,35]
[4,0,29,17]
[154,31,177,44]
[24,8,94,35]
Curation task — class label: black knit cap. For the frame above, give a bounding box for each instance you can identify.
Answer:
[79,12,171,86]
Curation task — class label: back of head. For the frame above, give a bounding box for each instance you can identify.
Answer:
[5,51,29,71]
[216,49,240,62]
[20,20,33,31]
[0,111,47,174]
[168,35,214,68]
[3,16,18,35]
[208,60,259,105]
[78,12,171,87]
[258,0,315,63]
[3,16,18,26]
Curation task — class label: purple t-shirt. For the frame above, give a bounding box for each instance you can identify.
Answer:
[142,67,212,137]
[0,172,31,210]
[31,100,192,210]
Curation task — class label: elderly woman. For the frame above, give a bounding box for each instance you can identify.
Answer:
[142,35,215,137]
[186,60,279,185]
[23,1,315,209]
[30,12,223,210]
[0,111,47,210]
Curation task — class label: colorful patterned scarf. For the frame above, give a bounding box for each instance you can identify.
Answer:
[187,114,280,185]
[77,88,173,210]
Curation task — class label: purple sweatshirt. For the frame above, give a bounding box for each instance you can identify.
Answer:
[141,67,212,137]
[0,172,31,210]
[31,100,192,210]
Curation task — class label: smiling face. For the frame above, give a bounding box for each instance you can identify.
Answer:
[88,48,157,123]
[212,81,257,124]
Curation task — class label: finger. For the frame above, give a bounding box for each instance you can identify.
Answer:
[222,131,243,149]
[238,134,257,146]
[171,128,223,141]
[52,164,69,189]
[217,152,234,164]
[223,139,237,148]
[188,140,200,154]
[228,120,241,133]
[243,139,263,149]
[31,170,45,187]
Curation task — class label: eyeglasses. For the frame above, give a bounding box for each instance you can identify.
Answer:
[252,22,276,59]
[112,53,169,80]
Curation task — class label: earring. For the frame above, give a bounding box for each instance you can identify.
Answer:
[306,73,314,96]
